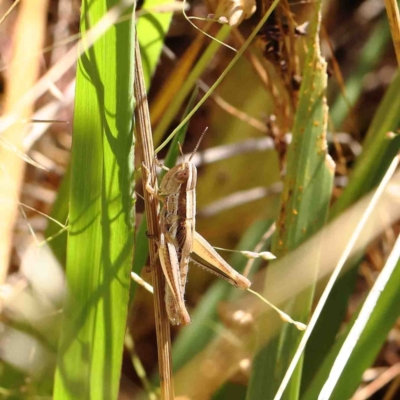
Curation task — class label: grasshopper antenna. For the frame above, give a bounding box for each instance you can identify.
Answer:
[189,127,208,162]
[178,142,185,162]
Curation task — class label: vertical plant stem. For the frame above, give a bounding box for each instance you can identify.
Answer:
[385,0,400,66]
[134,32,175,399]
[0,0,49,283]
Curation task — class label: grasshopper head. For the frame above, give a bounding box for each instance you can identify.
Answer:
[160,162,197,193]
[174,162,197,184]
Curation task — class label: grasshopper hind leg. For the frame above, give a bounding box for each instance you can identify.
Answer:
[164,286,190,325]
[159,233,191,325]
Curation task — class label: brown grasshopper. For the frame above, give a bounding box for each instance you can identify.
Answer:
[143,150,251,325]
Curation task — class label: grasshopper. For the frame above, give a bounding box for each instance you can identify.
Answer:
[143,148,251,325]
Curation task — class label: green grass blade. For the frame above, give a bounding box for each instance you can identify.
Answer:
[46,1,171,269]
[138,0,173,88]
[213,382,247,400]
[302,239,400,400]
[301,73,400,393]
[172,220,273,371]
[331,71,400,217]
[53,2,135,399]
[247,2,334,399]
[45,166,70,266]
[330,14,392,127]
[301,260,359,392]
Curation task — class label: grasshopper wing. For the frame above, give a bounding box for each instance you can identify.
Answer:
[159,233,191,325]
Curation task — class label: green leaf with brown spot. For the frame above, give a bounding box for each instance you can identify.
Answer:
[247,2,334,399]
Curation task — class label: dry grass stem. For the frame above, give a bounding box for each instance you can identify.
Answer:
[0,0,20,26]
[0,0,49,284]
[150,33,206,127]
[243,223,276,277]
[385,0,400,66]
[197,184,283,218]
[231,28,270,91]
[197,80,268,132]
[134,32,175,399]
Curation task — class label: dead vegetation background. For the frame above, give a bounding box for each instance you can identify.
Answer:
[0,0,399,399]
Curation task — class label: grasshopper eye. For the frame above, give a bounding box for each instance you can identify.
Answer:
[175,169,189,182]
